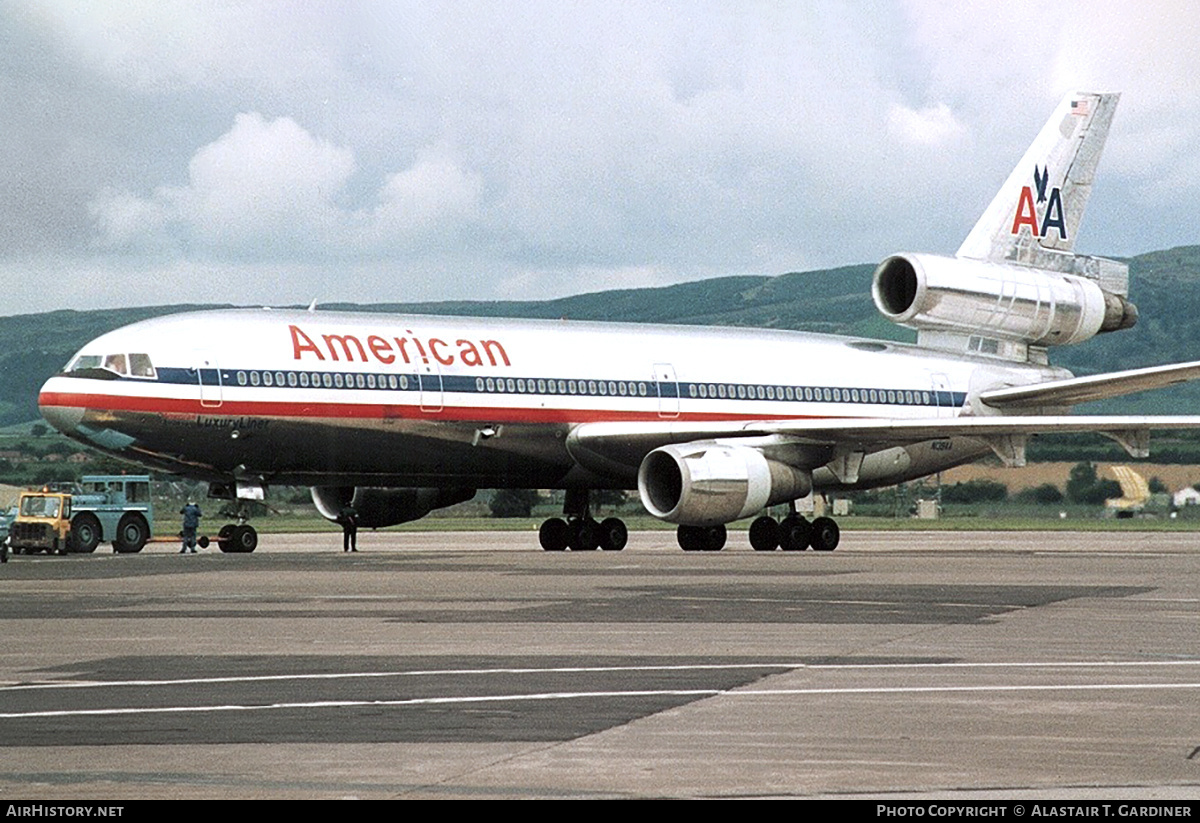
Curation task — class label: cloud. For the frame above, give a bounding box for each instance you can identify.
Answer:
[7,1,1200,313]
[888,103,967,146]
[370,146,483,239]
[90,113,483,260]
[18,1,338,93]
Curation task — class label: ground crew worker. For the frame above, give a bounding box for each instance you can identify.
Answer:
[180,500,202,553]
[338,504,358,552]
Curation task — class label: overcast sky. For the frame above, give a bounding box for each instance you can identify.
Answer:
[3,1,1199,315]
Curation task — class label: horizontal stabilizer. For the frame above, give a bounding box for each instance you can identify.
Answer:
[980,360,1200,409]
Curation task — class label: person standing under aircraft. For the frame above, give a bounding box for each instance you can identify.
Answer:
[338,504,358,552]
[180,500,202,553]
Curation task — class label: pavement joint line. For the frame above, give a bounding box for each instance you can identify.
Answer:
[4,681,1200,720]
[4,658,1200,692]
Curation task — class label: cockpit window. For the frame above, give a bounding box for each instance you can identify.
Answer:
[67,354,102,372]
[129,353,156,378]
[104,353,128,375]
[65,352,156,379]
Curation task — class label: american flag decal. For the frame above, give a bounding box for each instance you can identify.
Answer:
[1071,99,1089,116]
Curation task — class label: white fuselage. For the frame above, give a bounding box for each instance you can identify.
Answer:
[38,308,1066,491]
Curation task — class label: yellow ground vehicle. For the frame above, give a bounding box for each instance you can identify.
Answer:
[7,491,74,556]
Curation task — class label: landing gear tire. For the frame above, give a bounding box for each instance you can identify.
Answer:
[677,524,726,552]
[113,513,149,554]
[69,513,102,554]
[598,517,628,551]
[779,516,812,551]
[749,516,779,551]
[569,518,600,551]
[229,524,258,553]
[809,516,840,551]
[539,518,570,551]
[217,524,235,553]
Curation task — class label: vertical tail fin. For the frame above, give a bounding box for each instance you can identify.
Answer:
[957,91,1119,264]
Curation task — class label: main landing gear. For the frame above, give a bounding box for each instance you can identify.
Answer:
[747,512,840,552]
[676,524,727,551]
[676,513,839,552]
[539,489,628,551]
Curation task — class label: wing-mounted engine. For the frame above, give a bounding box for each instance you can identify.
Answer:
[872,252,1137,353]
[310,486,475,528]
[637,442,811,527]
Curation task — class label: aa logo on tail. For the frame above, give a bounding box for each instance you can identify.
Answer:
[1011,165,1067,240]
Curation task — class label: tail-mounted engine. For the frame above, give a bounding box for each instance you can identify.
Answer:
[638,442,811,527]
[872,252,1137,349]
[311,486,475,528]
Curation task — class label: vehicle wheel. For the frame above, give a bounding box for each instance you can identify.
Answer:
[749,516,779,551]
[69,514,102,554]
[598,517,628,551]
[0,541,6,563]
[779,516,811,551]
[569,518,599,551]
[114,513,148,554]
[809,516,840,551]
[198,535,210,549]
[217,524,236,553]
[539,518,569,551]
[231,524,258,553]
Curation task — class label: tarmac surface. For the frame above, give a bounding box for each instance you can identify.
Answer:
[0,528,1198,799]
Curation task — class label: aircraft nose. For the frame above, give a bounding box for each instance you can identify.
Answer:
[38,380,85,435]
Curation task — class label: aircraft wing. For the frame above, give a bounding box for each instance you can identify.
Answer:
[567,414,1200,472]
[980,360,1200,409]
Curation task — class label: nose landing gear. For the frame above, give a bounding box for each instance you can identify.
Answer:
[216,522,258,553]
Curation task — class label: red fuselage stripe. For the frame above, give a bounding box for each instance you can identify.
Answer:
[38,391,831,424]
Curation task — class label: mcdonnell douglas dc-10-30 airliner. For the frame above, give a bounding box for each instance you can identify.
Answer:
[37,92,1200,553]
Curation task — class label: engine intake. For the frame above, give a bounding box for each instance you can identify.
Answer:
[310,486,475,528]
[872,253,1136,346]
[638,442,811,526]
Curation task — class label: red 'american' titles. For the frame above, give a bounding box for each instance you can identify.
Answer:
[289,325,511,368]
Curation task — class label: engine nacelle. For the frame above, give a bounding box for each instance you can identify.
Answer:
[872,253,1137,347]
[310,486,475,528]
[637,442,811,527]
